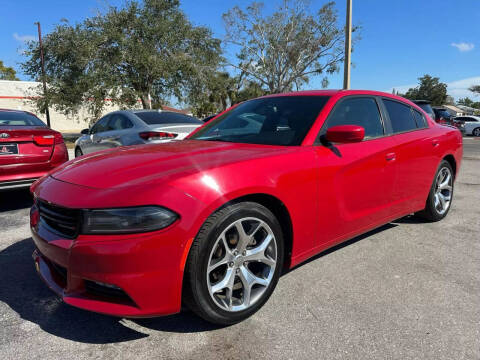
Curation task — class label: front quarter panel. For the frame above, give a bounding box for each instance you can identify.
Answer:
[168,146,320,267]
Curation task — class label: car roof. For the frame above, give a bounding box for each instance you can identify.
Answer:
[259,89,415,103]
[0,108,31,113]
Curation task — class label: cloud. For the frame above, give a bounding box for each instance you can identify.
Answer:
[451,42,474,52]
[388,76,480,100]
[13,33,36,43]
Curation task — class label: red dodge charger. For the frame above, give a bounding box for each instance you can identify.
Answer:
[30,90,462,324]
[0,109,68,190]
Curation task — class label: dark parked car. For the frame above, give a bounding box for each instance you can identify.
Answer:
[412,100,436,121]
[433,107,454,125]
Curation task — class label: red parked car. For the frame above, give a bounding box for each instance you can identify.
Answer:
[0,109,68,190]
[30,90,462,324]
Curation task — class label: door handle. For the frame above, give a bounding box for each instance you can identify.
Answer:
[432,139,440,147]
[386,152,396,161]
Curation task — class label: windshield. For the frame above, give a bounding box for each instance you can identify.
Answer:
[134,111,202,125]
[0,111,46,126]
[190,96,329,146]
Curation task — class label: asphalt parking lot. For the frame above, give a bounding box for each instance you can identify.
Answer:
[1,138,479,360]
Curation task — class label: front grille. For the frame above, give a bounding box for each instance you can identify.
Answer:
[38,200,81,239]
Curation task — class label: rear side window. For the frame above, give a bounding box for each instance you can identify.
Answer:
[412,109,427,128]
[0,111,46,126]
[383,99,418,133]
[135,111,202,125]
[325,97,384,139]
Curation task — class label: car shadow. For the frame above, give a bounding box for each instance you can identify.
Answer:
[0,238,223,344]
[1,219,406,343]
[0,188,33,212]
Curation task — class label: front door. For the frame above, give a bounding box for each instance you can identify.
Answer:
[315,96,398,245]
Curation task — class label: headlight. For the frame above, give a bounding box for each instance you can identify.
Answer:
[82,206,178,235]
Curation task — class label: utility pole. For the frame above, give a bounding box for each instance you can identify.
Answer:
[343,0,352,90]
[34,21,51,127]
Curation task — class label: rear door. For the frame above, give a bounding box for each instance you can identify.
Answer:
[381,98,438,214]
[314,96,398,243]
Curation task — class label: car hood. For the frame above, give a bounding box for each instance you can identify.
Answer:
[51,140,289,189]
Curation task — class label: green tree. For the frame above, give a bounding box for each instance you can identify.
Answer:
[458,97,474,107]
[470,85,480,96]
[22,0,222,122]
[404,75,447,106]
[223,0,358,94]
[0,60,19,80]
[22,22,109,122]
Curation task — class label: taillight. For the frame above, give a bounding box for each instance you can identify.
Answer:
[33,135,54,146]
[139,131,178,141]
[54,133,64,144]
[33,133,64,146]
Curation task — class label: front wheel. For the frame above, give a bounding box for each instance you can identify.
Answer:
[74,147,83,157]
[416,160,454,221]
[183,202,284,325]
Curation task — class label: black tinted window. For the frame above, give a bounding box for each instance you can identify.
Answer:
[135,111,201,125]
[412,109,427,128]
[191,96,329,146]
[108,114,133,130]
[466,117,479,122]
[384,99,418,133]
[0,111,46,126]
[325,97,384,139]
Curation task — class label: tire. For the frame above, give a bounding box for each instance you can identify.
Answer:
[183,201,284,325]
[473,127,480,137]
[74,147,83,157]
[416,160,454,222]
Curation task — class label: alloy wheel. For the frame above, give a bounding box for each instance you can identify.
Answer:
[473,128,480,137]
[434,166,453,215]
[206,217,277,312]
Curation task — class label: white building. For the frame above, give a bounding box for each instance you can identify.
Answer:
[0,80,124,132]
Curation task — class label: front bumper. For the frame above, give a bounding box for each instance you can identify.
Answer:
[31,217,190,317]
[29,178,200,317]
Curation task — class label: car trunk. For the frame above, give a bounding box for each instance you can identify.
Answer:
[0,126,55,166]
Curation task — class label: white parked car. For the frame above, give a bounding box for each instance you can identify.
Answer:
[457,116,480,136]
[74,110,203,157]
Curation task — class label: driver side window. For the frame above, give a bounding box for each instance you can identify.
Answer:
[90,116,109,134]
[325,97,384,140]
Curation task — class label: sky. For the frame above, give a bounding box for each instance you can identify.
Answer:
[1,0,480,100]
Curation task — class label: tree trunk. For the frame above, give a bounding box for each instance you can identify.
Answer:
[140,93,152,109]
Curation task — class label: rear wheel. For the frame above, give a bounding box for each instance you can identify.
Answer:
[416,160,454,221]
[184,202,284,325]
[473,127,480,137]
[74,147,83,157]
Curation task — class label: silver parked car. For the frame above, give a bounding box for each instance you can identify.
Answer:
[74,110,203,157]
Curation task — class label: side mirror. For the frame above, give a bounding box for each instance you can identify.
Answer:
[325,125,365,143]
[80,128,90,135]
